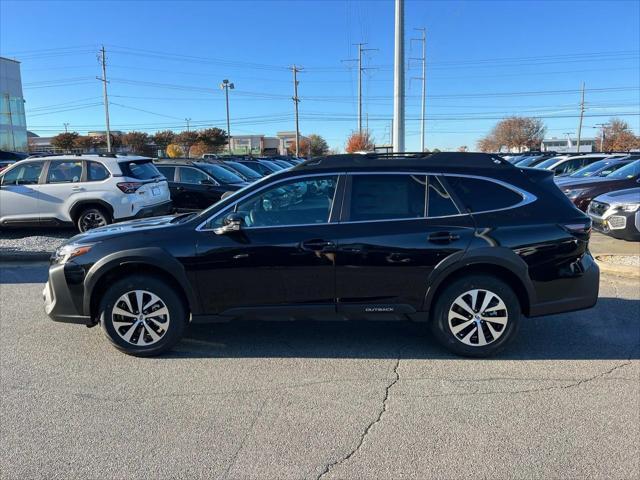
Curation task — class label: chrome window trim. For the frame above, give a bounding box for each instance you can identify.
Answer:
[195,170,537,231]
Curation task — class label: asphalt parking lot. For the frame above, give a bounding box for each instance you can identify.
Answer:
[0,263,638,479]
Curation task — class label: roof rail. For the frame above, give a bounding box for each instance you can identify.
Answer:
[98,153,118,158]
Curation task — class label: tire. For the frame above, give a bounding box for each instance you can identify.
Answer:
[76,206,111,232]
[430,274,520,357]
[98,275,187,357]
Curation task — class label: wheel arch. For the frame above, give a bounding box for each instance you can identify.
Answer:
[69,199,114,223]
[83,248,200,321]
[423,249,535,317]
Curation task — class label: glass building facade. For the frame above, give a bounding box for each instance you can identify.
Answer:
[0,57,28,152]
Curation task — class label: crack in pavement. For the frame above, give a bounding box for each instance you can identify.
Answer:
[316,357,401,480]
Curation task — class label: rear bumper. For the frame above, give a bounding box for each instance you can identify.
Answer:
[120,200,173,222]
[43,264,91,325]
[528,252,600,317]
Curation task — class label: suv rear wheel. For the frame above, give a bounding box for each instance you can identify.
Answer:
[76,206,110,232]
[98,275,187,356]
[430,274,520,357]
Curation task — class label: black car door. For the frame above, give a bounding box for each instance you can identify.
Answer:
[177,166,225,210]
[334,173,475,314]
[194,174,343,315]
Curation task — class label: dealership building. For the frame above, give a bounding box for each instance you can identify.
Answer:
[0,57,28,152]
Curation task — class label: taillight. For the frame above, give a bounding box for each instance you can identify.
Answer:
[563,220,592,237]
[117,182,143,194]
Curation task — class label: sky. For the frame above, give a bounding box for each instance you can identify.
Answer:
[1,0,639,152]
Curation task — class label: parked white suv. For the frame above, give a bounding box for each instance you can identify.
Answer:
[0,154,172,232]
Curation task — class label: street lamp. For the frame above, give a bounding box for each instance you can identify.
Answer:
[220,79,234,153]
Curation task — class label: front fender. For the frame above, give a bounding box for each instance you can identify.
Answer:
[82,247,200,316]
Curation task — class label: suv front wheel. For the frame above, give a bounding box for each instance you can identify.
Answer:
[98,275,187,356]
[430,274,520,357]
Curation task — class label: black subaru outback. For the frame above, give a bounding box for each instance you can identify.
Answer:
[44,152,599,357]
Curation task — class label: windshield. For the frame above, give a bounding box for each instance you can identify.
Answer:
[197,163,245,184]
[225,161,263,180]
[569,160,609,178]
[261,160,284,171]
[607,160,640,179]
[535,157,565,169]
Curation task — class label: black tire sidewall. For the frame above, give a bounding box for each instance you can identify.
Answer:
[430,275,520,357]
[99,275,186,356]
[77,207,111,232]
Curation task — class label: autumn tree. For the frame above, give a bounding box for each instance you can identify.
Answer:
[476,135,501,152]
[189,142,209,158]
[197,128,227,153]
[152,130,176,148]
[308,134,329,156]
[478,116,546,152]
[175,131,199,158]
[166,144,183,158]
[122,131,149,154]
[73,135,94,152]
[51,132,79,152]
[596,118,640,152]
[345,131,375,153]
[287,137,310,156]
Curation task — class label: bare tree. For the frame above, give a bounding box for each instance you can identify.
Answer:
[478,117,546,152]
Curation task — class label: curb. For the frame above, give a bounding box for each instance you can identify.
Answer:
[595,255,640,280]
[0,251,52,262]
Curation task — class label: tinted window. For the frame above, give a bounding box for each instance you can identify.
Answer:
[229,176,338,228]
[197,164,244,184]
[569,159,609,178]
[445,176,522,212]
[225,161,262,180]
[156,166,176,181]
[47,160,83,183]
[119,160,162,180]
[428,176,459,217]
[239,161,273,176]
[555,158,584,175]
[1,161,43,185]
[87,161,110,181]
[179,167,209,184]
[349,174,426,222]
[608,160,640,179]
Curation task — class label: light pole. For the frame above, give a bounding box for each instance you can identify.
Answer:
[220,79,234,154]
[594,123,610,152]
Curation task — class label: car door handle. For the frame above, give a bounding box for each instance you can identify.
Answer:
[301,239,336,251]
[428,232,460,244]
[176,186,185,191]
[71,186,84,191]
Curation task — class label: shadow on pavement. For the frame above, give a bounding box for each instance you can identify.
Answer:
[173,297,639,361]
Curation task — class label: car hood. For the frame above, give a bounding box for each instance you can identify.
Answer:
[593,187,640,205]
[68,215,178,243]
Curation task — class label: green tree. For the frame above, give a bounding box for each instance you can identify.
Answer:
[197,128,227,153]
[51,132,79,152]
[122,131,149,154]
[308,134,329,156]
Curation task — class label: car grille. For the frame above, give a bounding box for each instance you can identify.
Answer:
[589,200,609,217]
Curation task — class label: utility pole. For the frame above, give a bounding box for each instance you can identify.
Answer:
[185,118,191,132]
[344,44,377,134]
[291,65,302,157]
[594,123,610,152]
[576,82,585,153]
[63,123,69,133]
[97,45,112,152]
[220,79,234,153]
[393,0,405,152]
[411,28,426,152]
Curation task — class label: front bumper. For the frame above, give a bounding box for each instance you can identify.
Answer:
[528,251,600,317]
[43,263,91,325]
[590,210,640,240]
[118,200,173,222]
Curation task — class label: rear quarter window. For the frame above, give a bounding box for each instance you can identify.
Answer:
[445,176,523,213]
[119,160,162,180]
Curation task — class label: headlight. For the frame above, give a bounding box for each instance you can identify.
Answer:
[619,203,640,213]
[53,243,94,264]
[563,188,586,200]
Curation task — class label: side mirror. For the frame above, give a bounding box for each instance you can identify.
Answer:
[214,212,244,235]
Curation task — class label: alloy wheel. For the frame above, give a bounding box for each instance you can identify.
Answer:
[80,211,107,231]
[447,289,508,347]
[111,290,171,346]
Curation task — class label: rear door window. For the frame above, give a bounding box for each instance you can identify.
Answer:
[444,176,523,213]
[178,167,210,184]
[347,174,426,222]
[46,160,83,183]
[156,166,176,181]
[119,160,162,180]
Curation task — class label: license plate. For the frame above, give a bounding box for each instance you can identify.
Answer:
[151,187,160,196]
